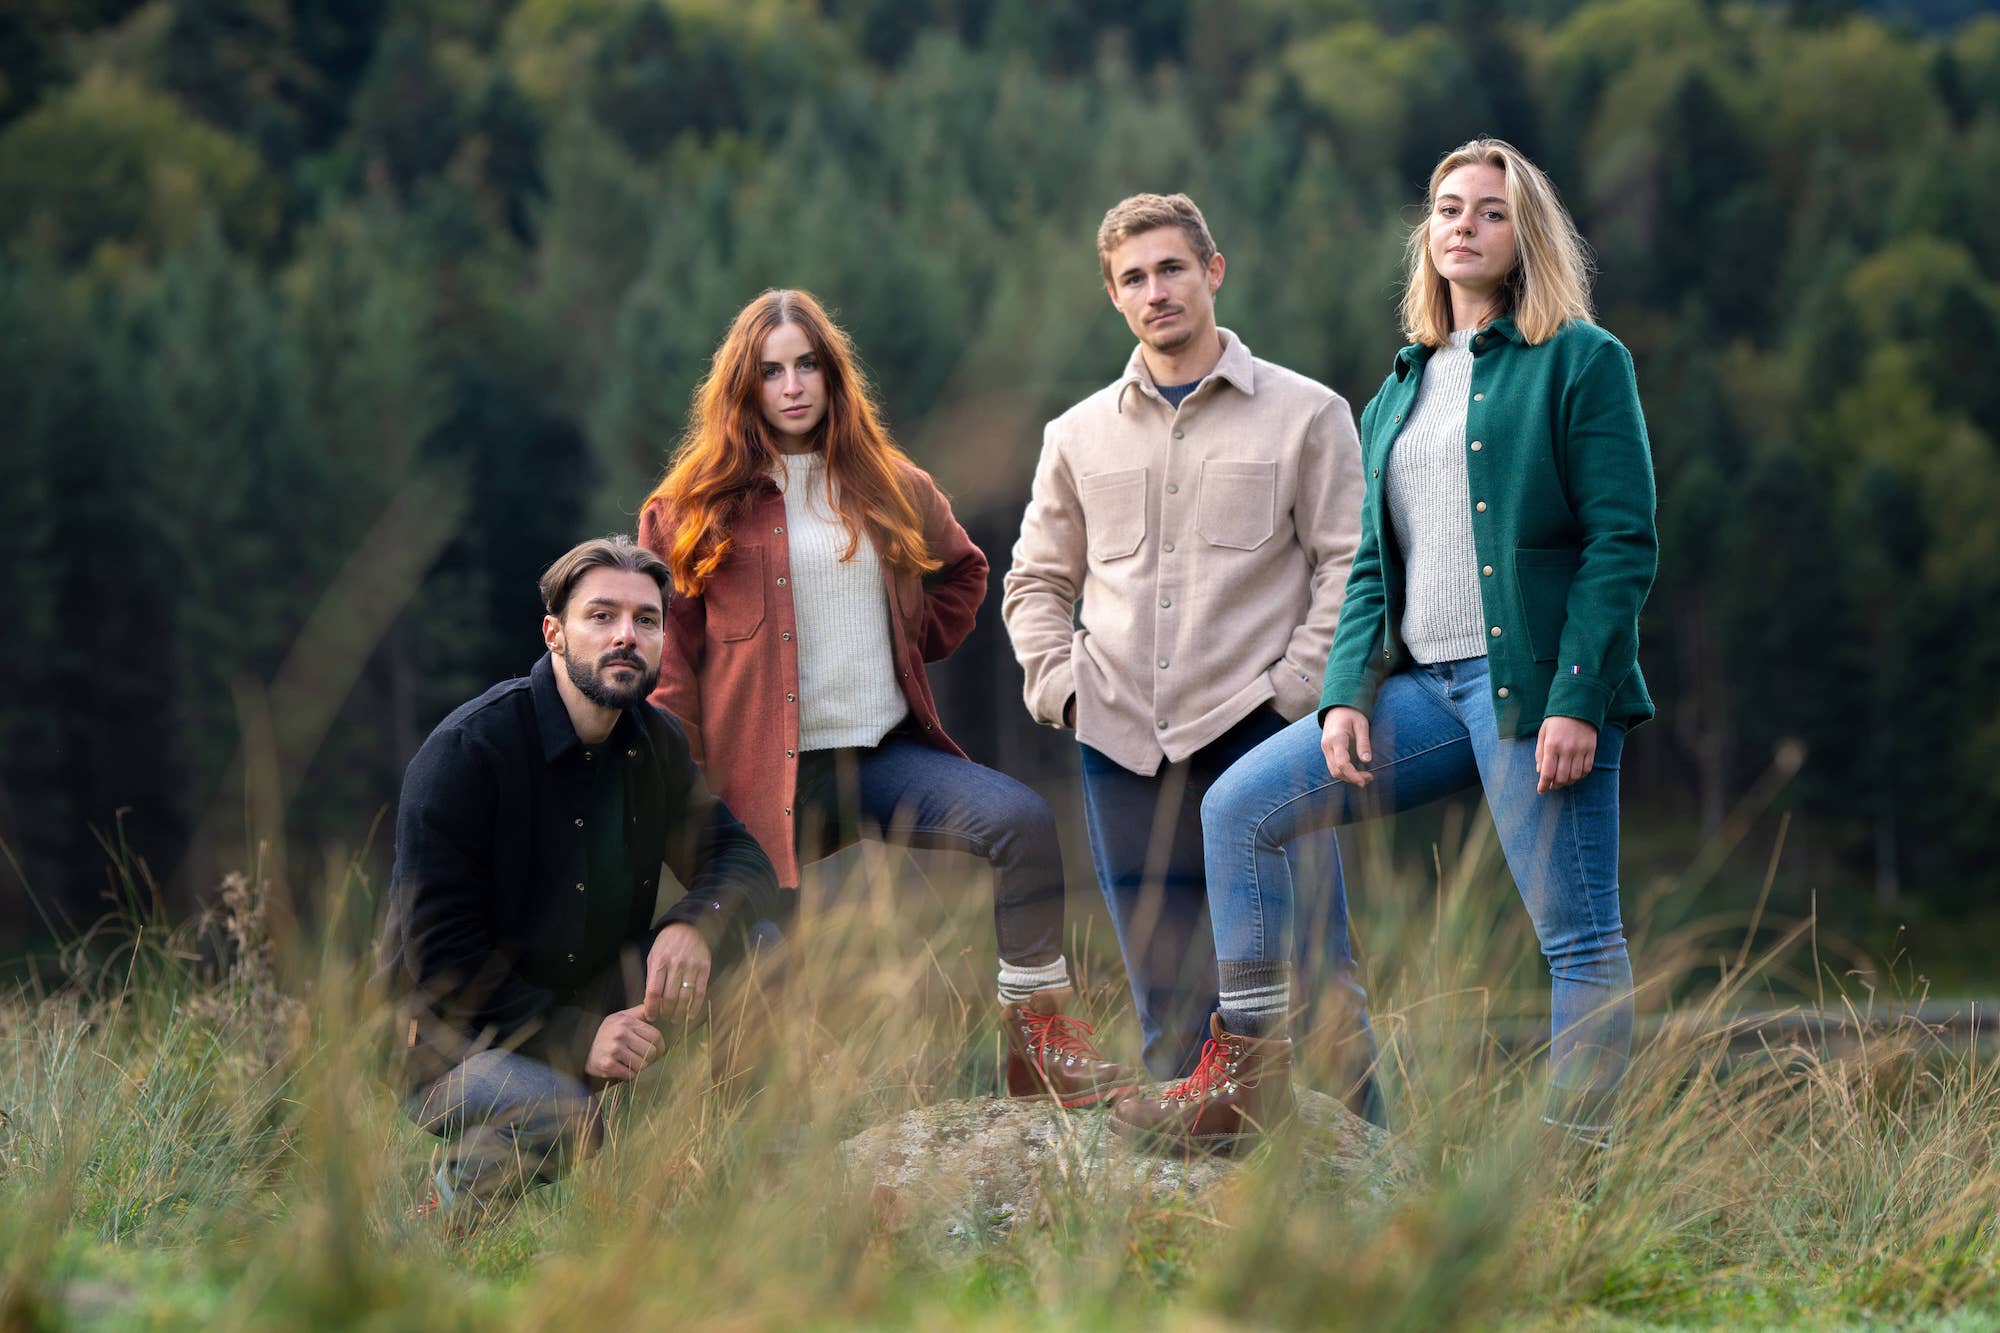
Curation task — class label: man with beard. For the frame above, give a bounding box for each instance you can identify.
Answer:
[379,535,776,1224]
[1003,193,1375,1111]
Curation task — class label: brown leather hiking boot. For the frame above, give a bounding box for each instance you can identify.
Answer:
[1109,1012,1294,1154]
[1002,1003,1140,1108]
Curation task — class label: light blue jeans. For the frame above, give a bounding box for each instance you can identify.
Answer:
[1201,657,1632,1130]
[403,1048,604,1205]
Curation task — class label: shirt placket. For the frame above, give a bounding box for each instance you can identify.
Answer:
[1154,397,1190,741]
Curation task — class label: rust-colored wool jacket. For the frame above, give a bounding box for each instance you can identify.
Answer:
[639,460,987,887]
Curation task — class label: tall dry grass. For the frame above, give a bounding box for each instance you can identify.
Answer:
[3,812,1999,1331]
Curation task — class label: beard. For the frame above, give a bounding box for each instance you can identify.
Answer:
[566,647,659,710]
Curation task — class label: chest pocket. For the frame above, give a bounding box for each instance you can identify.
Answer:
[1079,467,1147,561]
[1195,459,1277,551]
[706,545,767,642]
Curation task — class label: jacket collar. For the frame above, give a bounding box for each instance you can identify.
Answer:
[1115,326,1256,413]
[530,653,640,764]
[1393,315,1523,381]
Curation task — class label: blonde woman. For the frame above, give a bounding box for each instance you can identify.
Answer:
[1113,139,1656,1154]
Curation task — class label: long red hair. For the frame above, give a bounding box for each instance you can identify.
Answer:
[642,289,941,597]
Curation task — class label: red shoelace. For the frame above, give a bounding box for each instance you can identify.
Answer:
[1020,1010,1108,1065]
[1163,1036,1233,1102]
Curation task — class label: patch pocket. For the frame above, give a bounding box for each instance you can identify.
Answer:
[708,544,767,642]
[1513,547,1579,662]
[1079,467,1148,561]
[1195,459,1277,551]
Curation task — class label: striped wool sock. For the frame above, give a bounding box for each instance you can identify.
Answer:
[1217,960,1291,1038]
[997,955,1071,1006]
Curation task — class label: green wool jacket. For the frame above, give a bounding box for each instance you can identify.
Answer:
[1320,315,1657,736]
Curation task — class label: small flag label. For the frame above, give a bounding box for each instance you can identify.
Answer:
[1570,665,1581,674]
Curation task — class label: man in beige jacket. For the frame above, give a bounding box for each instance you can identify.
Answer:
[1003,193,1372,1092]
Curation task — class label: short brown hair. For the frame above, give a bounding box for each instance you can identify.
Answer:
[1096,193,1217,283]
[538,535,672,619]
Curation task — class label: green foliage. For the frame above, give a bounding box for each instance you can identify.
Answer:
[1,0,1996,945]
[0,72,278,264]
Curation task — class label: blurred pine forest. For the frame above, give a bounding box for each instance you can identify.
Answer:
[3,0,1997,964]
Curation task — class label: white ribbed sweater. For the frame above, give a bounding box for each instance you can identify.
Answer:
[776,451,909,751]
[1383,329,1488,664]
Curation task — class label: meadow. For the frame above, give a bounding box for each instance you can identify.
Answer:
[5,815,1999,1333]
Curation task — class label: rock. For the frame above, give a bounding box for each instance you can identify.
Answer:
[838,1090,1413,1243]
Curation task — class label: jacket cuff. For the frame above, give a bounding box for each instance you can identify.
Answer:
[1029,659,1078,729]
[1544,672,1613,730]
[655,891,735,951]
[1267,662,1319,720]
[1318,672,1376,718]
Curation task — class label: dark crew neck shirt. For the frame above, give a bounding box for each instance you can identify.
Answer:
[1157,377,1206,409]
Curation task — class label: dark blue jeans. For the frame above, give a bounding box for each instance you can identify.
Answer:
[1079,707,1371,1084]
[791,730,1067,968]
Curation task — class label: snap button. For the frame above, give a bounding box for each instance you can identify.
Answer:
[1497,687,1510,699]
[567,953,575,964]
[1159,596,1171,608]
[1470,441,1482,452]
[785,692,795,702]
[773,525,784,533]
[1173,429,1185,439]
[576,882,586,892]
[776,576,787,586]
[1475,501,1487,512]
[1473,392,1485,402]
[1490,626,1503,638]
[1163,541,1175,552]
[1166,483,1179,494]
[1158,659,1168,669]
[782,631,792,641]
[1157,719,1168,729]
[574,818,584,828]
[1482,565,1494,576]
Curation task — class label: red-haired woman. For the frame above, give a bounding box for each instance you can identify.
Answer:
[639,289,1135,1106]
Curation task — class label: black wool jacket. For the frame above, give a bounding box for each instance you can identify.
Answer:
[378,655,778,1093]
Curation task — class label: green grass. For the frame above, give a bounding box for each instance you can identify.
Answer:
[6,825,2000,1331]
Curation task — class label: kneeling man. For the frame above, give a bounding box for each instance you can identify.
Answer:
[379,535,777,1219]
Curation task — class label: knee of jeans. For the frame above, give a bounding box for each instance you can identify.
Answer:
[1199,769,1252,842]
[989,783,1058,849]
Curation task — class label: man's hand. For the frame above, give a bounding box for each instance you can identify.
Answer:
[584,1006,664,1082]
[1535,716,1599,794]
[1321,707,1374,786]
[643,922,712,1022]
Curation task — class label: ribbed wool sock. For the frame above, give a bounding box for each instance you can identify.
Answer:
[1217,959,1291,1038]
[997,955,1071,1006]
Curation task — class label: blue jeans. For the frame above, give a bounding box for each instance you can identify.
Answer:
[1079,707,1372,1085]
[403,1048,604,1204]
[792,730,1067,967]
[1201,658,1632,1125]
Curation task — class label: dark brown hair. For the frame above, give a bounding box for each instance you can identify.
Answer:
[538,534,672,619]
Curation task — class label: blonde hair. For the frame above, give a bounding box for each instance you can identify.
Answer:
[1400,138,1595,347]
[1096,193,1217,284]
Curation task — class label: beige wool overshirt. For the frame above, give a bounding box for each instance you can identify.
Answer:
[1003,329,1364,775]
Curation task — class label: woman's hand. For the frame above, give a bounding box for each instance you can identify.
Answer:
[1322,707,1374,786]
[1535,716,1599,794]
